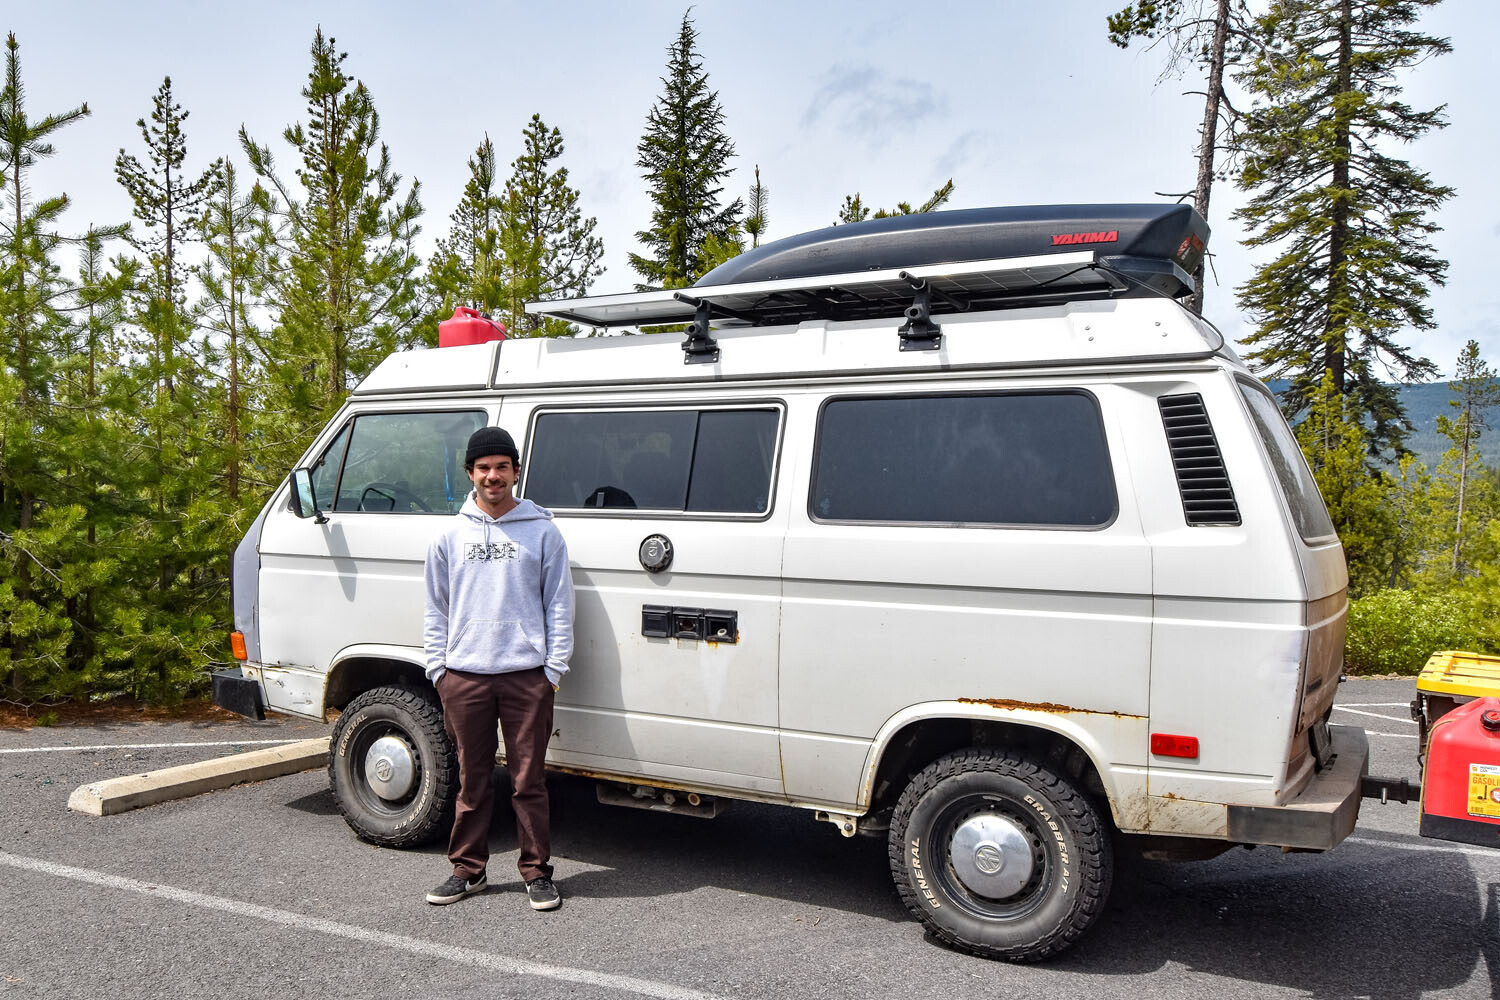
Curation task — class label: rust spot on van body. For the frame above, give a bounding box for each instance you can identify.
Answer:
[958,697,1144,720]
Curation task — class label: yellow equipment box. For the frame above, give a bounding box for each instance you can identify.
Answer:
[1418,650,1500,700]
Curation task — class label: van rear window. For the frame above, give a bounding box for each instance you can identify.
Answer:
[1236,381,1338,543]
[525,407,779,515]
[810,392,1116,526]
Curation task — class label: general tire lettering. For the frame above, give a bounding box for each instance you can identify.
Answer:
[887,748,1112,962]
[327,684,456,849]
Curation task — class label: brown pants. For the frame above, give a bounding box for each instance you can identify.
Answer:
[437,667,555,883]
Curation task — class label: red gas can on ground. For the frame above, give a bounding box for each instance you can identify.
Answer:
[438,306,507,348]
[1420,695,1500,847]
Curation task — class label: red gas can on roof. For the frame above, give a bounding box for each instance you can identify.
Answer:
[438,306,507,348]
[1420,695,1500,848]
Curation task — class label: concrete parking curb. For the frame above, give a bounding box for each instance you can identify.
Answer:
[67,737,330,816]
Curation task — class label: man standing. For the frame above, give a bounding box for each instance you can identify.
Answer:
[423,426,573,911]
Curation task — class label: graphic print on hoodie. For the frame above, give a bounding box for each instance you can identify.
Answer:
[423,495,574,688]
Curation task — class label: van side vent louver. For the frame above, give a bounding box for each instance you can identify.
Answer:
[1159,393,1240,526]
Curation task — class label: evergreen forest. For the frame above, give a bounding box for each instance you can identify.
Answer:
[1,2,1496,710]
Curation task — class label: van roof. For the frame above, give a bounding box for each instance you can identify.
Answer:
[356,203,1230,397]
[355,296,1235,396]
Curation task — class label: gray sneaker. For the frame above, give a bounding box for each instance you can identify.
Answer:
[525,876,561,911]
[426,872,487,905]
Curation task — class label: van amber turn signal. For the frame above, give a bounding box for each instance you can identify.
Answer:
[229,631,247,661]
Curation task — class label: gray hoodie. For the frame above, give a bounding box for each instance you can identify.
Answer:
[423,495,574,687]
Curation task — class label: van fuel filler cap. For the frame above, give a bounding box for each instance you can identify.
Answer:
[639,534,673,573]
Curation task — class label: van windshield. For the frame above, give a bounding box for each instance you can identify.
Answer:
[1236,381,1338,544]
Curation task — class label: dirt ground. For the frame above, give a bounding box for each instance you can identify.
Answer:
[0,698,241,730]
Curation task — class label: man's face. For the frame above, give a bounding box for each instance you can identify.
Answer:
[468,455,518,506]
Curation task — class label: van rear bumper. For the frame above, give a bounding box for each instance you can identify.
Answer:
[1225,724,1368,850]
[211,669,266,721]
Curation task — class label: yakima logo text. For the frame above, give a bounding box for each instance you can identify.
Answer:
[1052,230,1119,246]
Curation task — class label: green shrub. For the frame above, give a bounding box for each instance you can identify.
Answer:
[1345,588,1493,675]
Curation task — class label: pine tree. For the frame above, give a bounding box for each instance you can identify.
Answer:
[115,76,223,401]
[1234,0,1453,454]
[241,28,424,410]
[195,163,266,505]
[0,32,93,697]
[744,165,768,249]
[428,135,506,319]
[46,228,133,692]
[1435,340,1500,574]
[630,12,743,289]
[499,114,603,335]
[835,180,954,225]
[1108,0,1255,315]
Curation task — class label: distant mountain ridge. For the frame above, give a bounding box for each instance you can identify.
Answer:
[1264,379,1500,471]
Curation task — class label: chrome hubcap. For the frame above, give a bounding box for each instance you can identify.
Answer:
[363,734,416,800]
[949,813,1035,898]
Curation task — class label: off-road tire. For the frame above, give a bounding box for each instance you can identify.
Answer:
[888,748,1113,962]
[329,684,456,848]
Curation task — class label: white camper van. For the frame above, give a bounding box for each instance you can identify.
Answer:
[216,205,1364,961]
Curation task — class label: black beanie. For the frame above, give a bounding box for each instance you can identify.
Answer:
[465,426,519,466]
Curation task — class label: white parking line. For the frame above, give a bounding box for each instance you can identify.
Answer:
[1339,703,1414,708]
[0,851,724,1000]
[0,740,302,755]
[1333,706,1416,725]
[1366,731,1418,740]
[1348,836,1500,862]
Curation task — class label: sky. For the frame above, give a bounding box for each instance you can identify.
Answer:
[6,1,1497,378]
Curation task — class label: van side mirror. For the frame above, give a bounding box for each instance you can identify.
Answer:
[290,468,328,524]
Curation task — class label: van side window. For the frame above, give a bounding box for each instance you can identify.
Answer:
[1236,381,1338,543]
[329,410,488,513]
[811,392,1116,526]
[525,408,779,515]
[305,423,351,513]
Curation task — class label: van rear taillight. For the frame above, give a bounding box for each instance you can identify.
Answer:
[1151,733,1200,758]
[230,631,248,661]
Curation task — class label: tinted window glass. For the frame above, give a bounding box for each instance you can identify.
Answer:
[1237,382,1338,542]
[526,408,779,514]
[812,393,1116,526]
[333,411,487,513]
[687,410,778,513]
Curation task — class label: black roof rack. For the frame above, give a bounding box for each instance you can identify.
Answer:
[525,204,1209,359]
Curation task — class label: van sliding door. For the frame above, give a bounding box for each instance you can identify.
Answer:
[514,399,789,797]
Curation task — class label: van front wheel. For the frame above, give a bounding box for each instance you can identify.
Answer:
[328,685,456,848]
[888,749,1112,961]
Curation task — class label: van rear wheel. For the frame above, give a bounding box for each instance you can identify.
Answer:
[888,748,1112,961]
[329,685,456,847]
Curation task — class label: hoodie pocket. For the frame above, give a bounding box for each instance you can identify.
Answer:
[448,619,545,669]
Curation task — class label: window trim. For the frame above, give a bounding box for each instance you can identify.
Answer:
[313,421,353,515]
[806,388,1120,531]
[1233,376,1340,545]
[521,400,787,522]
[315,406,490,516]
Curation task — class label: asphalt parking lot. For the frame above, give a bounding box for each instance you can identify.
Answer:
[1,677,1496,999]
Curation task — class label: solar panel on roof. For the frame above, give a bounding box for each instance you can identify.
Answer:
[528,250,1143,329]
